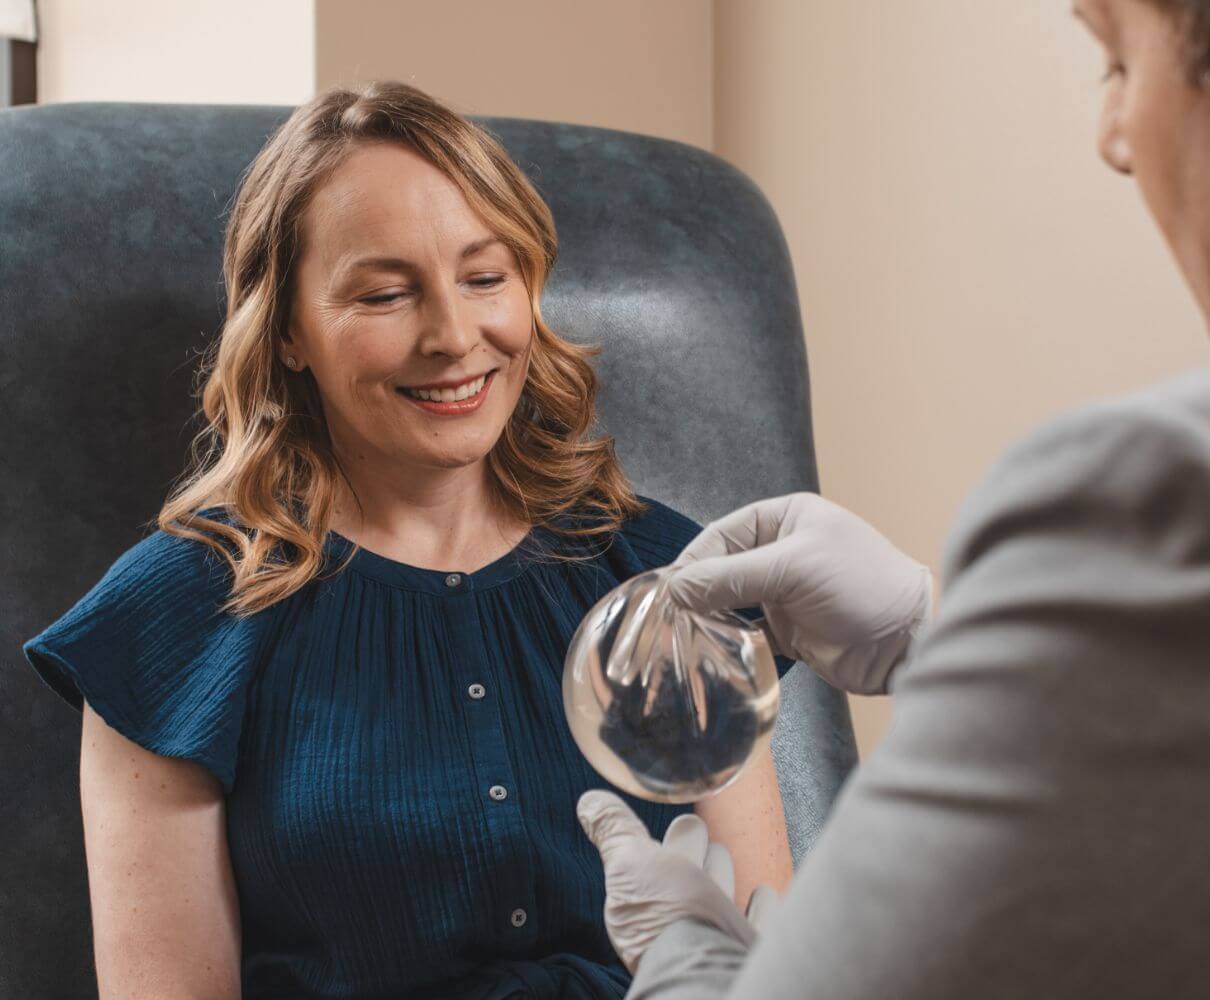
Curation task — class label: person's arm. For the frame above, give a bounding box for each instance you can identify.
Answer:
[693,744,794,911]
[631,387,1210,999]
[82,701,243,999]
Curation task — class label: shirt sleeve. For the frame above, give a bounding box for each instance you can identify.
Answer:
[21,512,275,795]
[623,494,798,679]
[633,386,1210,999]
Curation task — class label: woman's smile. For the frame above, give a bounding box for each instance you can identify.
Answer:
[395,369,498,415]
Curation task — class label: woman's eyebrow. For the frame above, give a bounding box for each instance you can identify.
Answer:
[335,237,504,279]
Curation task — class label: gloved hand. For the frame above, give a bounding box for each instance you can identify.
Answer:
[576,789,780,974]
[664,492,934,695]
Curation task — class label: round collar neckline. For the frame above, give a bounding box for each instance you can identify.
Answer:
[322,523,551,594]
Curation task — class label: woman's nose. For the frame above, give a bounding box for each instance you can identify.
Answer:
[418,281,478,356]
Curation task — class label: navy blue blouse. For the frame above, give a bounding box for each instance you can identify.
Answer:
[22,494,793,999]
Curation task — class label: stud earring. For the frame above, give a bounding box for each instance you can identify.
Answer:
[286,356,297,369]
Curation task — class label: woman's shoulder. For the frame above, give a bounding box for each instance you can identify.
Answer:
[550,493,706,575]
[614,493,706,568]
[21,504,273,794]
[95,505,244,597]
[944,365,1210,574]
[44,506,257,632]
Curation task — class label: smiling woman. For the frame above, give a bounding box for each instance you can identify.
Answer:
[276,138,543,565]
[159,82,650,609]
[19,79,795,1000]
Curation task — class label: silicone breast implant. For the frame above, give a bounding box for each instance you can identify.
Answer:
[562,565,781,804]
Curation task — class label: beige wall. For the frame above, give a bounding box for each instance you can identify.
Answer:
[32,1,1210,757]
[35,0,314,104]
[713,0,1209,755]
[35,0,710,147]
[315,0,714,150]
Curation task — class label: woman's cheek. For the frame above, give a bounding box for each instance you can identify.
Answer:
[503,288,536,352]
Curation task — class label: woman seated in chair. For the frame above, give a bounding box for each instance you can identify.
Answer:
[22,80,795,999]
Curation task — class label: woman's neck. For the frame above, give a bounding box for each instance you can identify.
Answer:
[328,460,530,572]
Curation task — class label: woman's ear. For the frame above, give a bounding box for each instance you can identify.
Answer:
[279,321,306,372]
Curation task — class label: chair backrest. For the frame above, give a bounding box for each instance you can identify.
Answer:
[0,101,857,998]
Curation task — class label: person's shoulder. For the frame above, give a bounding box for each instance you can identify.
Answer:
[29,506,258,654]
[944,366,1210,574]
[970,365,1210,510]
[1005,365,1210,468]
[624,493,706,536]
[94,505,244,604]
[21,504,272,794]
[616,493,706,568]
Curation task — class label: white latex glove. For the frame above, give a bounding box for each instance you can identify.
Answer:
[576,789,781,975]
[665,492,934,695]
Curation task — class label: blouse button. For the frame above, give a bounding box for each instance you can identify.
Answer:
[510,908,528,928]
[444,573,462,587]
[489,784,508,801]
[468,683,486,699]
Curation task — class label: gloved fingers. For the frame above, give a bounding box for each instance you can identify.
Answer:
[660,813,709,867]
[665,542,795,617]
[702,841,736,900]
[910,565,936,634]
[668,501,765,568]
[576,790,653,861]
[744,884,781,933]
[668,494,799,569]
[747,614,787,660]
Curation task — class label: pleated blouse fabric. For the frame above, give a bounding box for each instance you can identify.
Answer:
[22,494,794,999]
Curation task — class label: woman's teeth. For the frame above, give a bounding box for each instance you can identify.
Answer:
[402,374,487,402]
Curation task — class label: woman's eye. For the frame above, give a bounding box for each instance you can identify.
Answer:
[1100,61,1125,83]
[360,277,503,305]
[361,291,411,305]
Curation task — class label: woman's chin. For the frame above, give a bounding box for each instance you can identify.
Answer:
[402,442,499,472]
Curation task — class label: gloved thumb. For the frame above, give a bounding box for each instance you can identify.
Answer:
[576,789,651,860]
[701,841,735,899]
[664,544,783,616]
[744,884,781,933]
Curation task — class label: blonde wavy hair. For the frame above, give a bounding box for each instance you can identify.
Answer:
[155,81,648,618]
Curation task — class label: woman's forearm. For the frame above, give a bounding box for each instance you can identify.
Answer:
[693,744,794,911]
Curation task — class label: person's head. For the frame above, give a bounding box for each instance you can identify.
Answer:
[284,139,536,495]
[160,81,646,615]
[1073,0,1210,318]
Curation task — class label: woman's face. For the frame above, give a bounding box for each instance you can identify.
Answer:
[1074,0,1210,321]
[283,141,534,479]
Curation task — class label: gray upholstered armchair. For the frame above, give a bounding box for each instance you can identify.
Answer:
[0,102,857,997]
